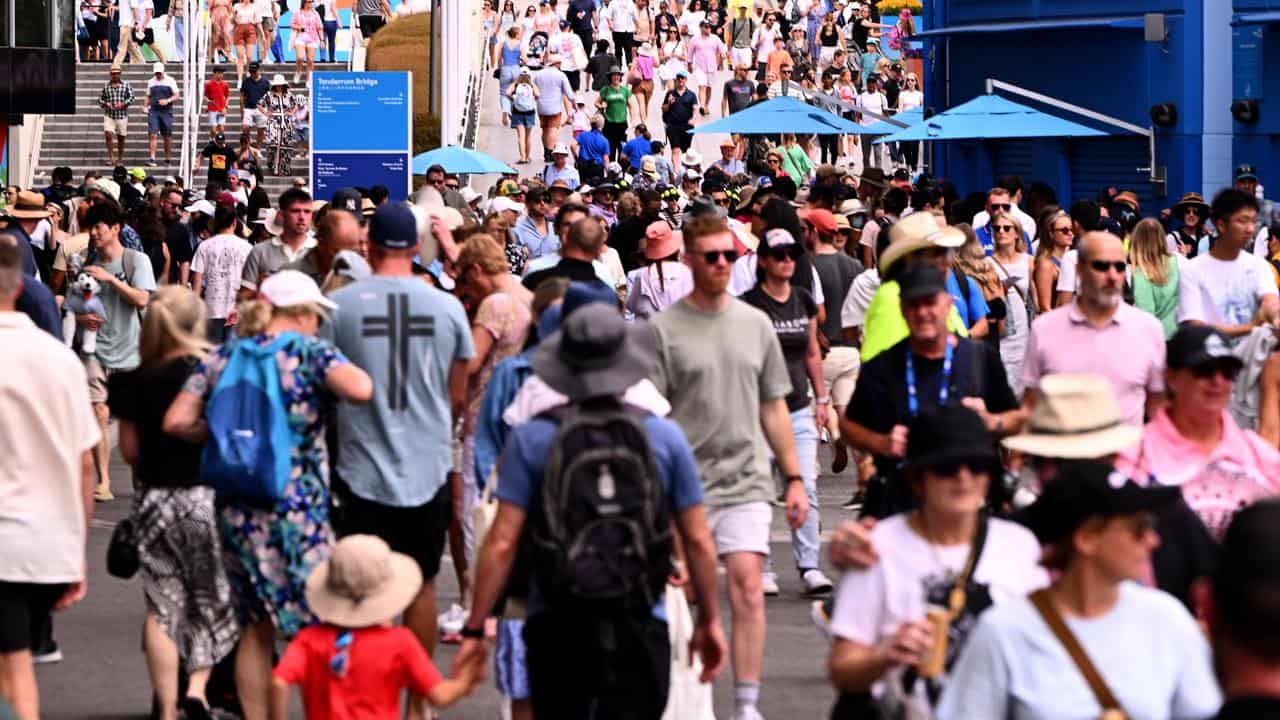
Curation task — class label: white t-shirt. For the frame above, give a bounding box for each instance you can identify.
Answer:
[118,0,135,25]
[1176,251,1278,328]
[132,0,154,23]
[857,91,886,126]
[1055,248,1078,295]
[551,31,585,71]
[0,314,101,584]
[937,582,1222,720]
[840,267,880,329]
[898,88,923,111]
[255,0,275,20]
[752,24,779,56]
[830,514,1048,700]
[605,0,637,32]
[191,233,254,319]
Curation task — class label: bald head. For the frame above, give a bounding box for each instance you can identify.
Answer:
[566,216,606,258]
[1078,231,1122,263]
[1077,231,1125,311]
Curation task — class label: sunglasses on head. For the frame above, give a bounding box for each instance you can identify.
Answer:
[700,249,739,264]
[988,203,1011,212]
[764,244,803,262]
[1088,259,1126,273]
[993,224,1016,233]
[1190,360,1241,382]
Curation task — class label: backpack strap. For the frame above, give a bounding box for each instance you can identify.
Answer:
[1028,589,1127,717]
[945,511,988,617]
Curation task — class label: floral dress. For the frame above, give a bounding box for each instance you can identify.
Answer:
[183,333,348,639]
[262,90,304,175]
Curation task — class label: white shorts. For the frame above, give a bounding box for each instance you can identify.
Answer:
[707,501,772,557]
[730,47,753,68]
[243,108,268,128]
[292,38,318,51]
[690,67,712,88]
[208,111,226,127]
[102,116,128,136]
[822,345,861,408]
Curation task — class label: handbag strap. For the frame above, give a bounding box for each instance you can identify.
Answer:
[1028,589,1125,715]
[947,511,988,616]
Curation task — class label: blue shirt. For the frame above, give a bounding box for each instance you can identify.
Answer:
[496,410,705,617]
[328,276,476,506]
[576,129,610,165]
[16,279,61,340]
[511,214,559,259]
[540,164,581,190]
[947,272,989,329]
[621,137,653,165]
[473,351,534,486]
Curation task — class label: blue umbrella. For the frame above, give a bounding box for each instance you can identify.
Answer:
[873,95,1108,144]
[690,96,862,135]
[859,107,924,136]
[411,145,517,175]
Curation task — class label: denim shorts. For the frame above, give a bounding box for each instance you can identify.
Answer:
[511,110,535,128]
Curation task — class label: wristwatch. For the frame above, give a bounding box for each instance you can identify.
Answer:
[785,474,804,484]
[459,625,485,640]
[815,396,831,405]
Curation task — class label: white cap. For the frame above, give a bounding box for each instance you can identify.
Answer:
[551,143,571,155]
[459,187,482,205]
[490,196,524,215]
[184,199,215,215]
[764,228,797,248]
[259,270,337,310]
[152,61,165,74]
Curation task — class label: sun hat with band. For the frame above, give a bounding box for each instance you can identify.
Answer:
[1170,192,1210,218]
[644,220,681,260]
[259,270,338,311]
[1002,374,1142,459]
[877,211,965,274]
[1019,460,1180,546]
[531,303,658,401]
[5,190,51,220]
[305,535,423,628]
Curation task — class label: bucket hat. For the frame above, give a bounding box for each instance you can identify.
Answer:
[1001,374,1142,458]
[877,211,965,274]
[531,303,658,401]
[1171,192,1210,218]
[6,190,51,220]
[904,405,997,471]
[305,535,423,628]
[644,220,680,259]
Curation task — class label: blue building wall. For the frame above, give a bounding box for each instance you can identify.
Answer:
[920,0,1237,208]
[1233,0,1280,192]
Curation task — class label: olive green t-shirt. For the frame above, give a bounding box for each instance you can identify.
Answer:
[599,84,632,125]
[650,298,791,508]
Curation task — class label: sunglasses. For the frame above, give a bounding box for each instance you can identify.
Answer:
[1052,226,1073,235]
[700,249,739,264]
[1183,208,1200,217]
[1191,361,1241,382]
[927,459,986,477]
[988,203,1011,212]
[768,158,781,164]
[993,224,1016,233]
[764,244,803,262]
[427,178,445,186]
[713,197,731,206]
[1088,260,1126,273]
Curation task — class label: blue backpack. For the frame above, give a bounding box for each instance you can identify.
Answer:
[200,332,301,507]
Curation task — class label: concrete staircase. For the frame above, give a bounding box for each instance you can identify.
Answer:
[33,61,346,201]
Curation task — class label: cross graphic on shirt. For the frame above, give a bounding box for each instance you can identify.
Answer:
[361,294,434,411]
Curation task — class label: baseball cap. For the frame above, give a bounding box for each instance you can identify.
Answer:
[259,270,337,311]
[897,262,947,302]
[249,61,261,71]
[214,191,237,207]
[1019,460,1180,545]
[551,143,571,156]
[369,203,419,249]
[184,199,215,216]
[128,167,147,181]
[1236,164,1259,181]
[496,179,522,197]
[676,69,688,78]
[1166,324,1245,373]
[329,187,364,215]
[892,168,912,183]
[152,61,165,74]
[490,196,524,215]
[798,207,838,235]
[763,228,797,248]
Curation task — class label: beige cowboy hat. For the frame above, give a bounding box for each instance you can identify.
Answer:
[305,535,423,628]
[1001,373,1143,459]
[877,211,964,274]
[6,190,52,220]
[269,73,290,87]
[252,207,284,236]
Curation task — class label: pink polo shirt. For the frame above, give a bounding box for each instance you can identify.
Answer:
[1116,408,1280,540]
[1021,301,1165,426]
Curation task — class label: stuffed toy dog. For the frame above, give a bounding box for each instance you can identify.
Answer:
[62,256,107,355]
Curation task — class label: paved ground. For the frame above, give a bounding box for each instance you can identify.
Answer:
[37,430,860,719]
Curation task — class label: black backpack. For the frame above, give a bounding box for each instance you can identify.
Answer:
[532,401,674,612]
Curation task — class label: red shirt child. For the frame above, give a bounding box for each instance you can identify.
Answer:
[204,73,230,114]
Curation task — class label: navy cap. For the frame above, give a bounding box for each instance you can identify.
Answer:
[368,203,419,249]
[329,187,363,216]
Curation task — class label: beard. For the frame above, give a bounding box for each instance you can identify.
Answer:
[1086,285,1122,310]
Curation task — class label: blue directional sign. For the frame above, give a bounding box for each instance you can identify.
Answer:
[311,71,412,200]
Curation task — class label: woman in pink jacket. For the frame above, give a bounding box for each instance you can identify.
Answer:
[291,0,324,83]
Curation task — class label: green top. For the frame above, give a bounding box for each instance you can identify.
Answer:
[1133,256,1180,340]
[598,84,633,125]
[779,144,812,185]
[860,279,970,362]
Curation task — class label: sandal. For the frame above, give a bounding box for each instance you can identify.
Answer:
[94,487,114,502]
[180,697,214,720]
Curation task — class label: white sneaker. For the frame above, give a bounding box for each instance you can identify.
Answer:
[437,603,466,635]
[802,569,834,596]
[761,572,780,597]
[810,599,832,640]
[732,705,765,720]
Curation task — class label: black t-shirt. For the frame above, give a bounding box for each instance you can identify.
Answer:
[723,78,754,114]
[882,76,901,109]
[811,252,863,345]
[1214,698,1280,720]
[164,219,194,282]
[819,23,839,47]
[609,215,650,272]
[848,19,868,49]
[106,357,204,488]
[662,88,698,128]
[202,142,235,183]
[587,52,614,90]
[848,338,1017,514]
[742,285,817,412]
[153,0,170,14]
[521,257,612,293]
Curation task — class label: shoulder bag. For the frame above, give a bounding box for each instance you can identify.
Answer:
[106,515,140,579]
[1028,589,1128,720]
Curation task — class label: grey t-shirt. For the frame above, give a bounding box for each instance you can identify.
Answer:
[328,276,475,507]
[649,298,790,507]
[91,248,157,369]
[240,239,314,291]
[532,67,574,117]
[356,0,382,15]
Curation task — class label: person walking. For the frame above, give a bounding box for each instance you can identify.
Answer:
[163,270,373,720]
[531,55,576,163]
[99,66,136,167]
[505,67,540,166]
[107,286,237,720]
[987,209,1034,396]
[660,70,698,172]
[937,460,1222,720]
[1131,216,1183,339]
[741,228,833,597]
[650,213,809,720]
[290,0,322,83]
[625,220,692,318]
[457,302,728,719]
[145,62,181,167]
[1031,208,1072,312]
[190,202,251,341]
[0,239,99,720]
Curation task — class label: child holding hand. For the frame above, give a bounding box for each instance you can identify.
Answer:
[271,535,482,720]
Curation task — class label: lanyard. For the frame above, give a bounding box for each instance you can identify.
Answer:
[905,340,953,417]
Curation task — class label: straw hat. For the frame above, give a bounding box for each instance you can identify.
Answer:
[1001,374,1142,459]
[305,535,423,628]
[1171,192,1210,217]
[876,211,964,274]
[6,190,51,220]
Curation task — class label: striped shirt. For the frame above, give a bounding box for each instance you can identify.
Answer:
[99,81,136,119]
